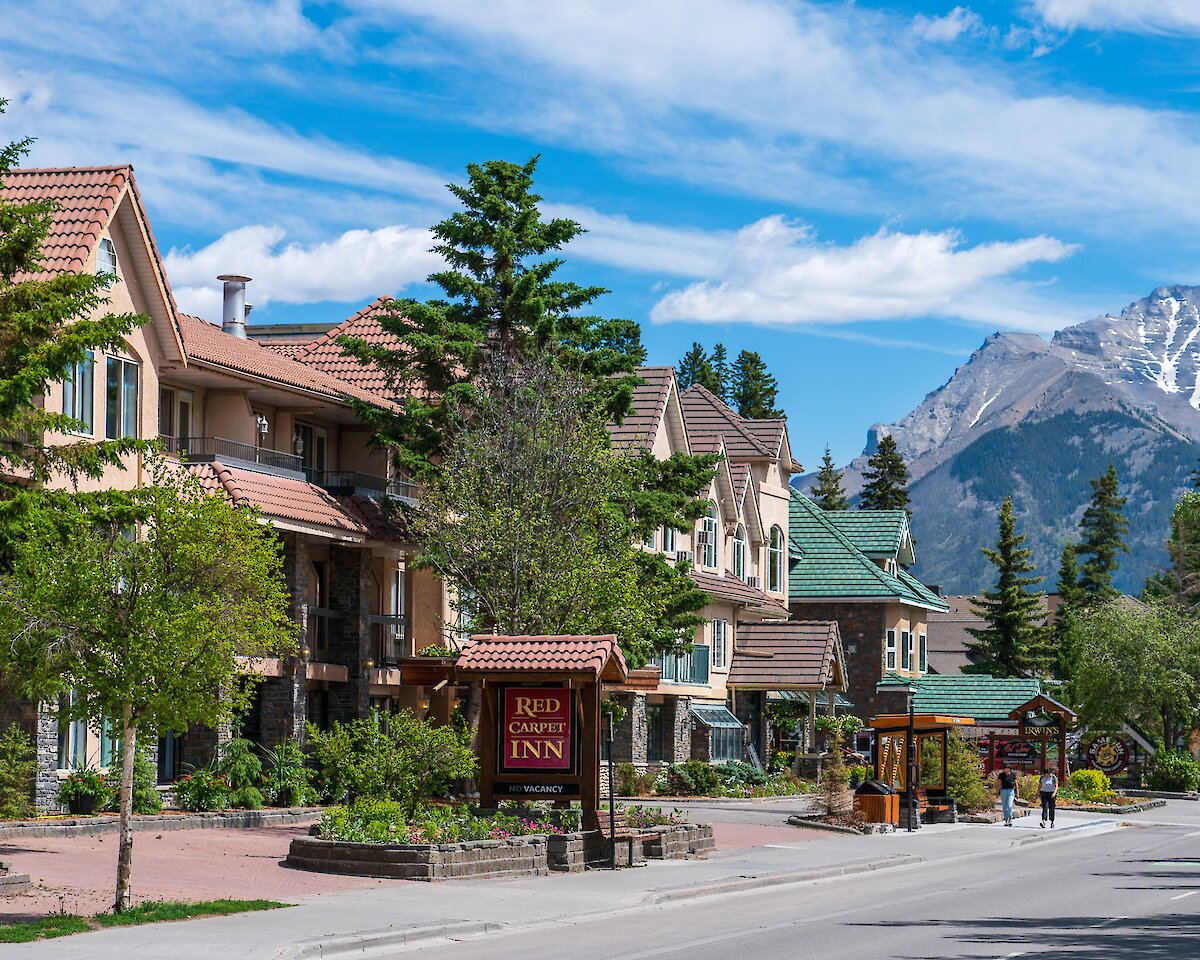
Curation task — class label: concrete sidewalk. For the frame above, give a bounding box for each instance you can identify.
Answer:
[0,807,1131,960]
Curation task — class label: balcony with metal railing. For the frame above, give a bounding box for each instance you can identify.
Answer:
[369,614,409,665]
[306,469,420,504]
[654,644,710,686]
[160,435,304,475]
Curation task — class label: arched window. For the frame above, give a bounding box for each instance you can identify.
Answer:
[768,525,785,593]
[702,503,719,569]
[732,524,747,580]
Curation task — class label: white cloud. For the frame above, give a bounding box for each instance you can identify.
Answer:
[1031,0,1200,35]
[912,6,985,43]
[649,217,1079,331]
[165,224,441,320]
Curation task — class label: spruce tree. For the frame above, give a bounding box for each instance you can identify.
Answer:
[1050,543,1083,682]
[677,342,712,391]
[858,435,911,515]
[1077,464,1130,599]
[339,156,645,478]
[963,497,1048,678]
[810,445,849,511]
[1144,491,1200,612]
[710,343,730,403]
[730,349,783,419]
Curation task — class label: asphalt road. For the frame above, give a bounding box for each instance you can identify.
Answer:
[400,822,1200,960]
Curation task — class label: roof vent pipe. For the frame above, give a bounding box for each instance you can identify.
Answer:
[217,274,251,339]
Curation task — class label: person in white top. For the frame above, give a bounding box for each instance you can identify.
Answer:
[1038,770,1059,828]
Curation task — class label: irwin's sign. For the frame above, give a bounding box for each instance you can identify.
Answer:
[501,687,574,772]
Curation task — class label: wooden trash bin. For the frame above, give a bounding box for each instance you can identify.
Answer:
[853,793,888,823]
[886,793,900,825]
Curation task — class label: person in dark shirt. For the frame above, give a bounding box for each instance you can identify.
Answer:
[998,767,1018,826]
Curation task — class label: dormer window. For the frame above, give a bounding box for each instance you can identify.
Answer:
[885,557,898,576]
[732,524,748,580]
[700,503,719,570]
[96,237,118,284]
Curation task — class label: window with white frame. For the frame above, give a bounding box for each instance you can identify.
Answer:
[95,237,118,283]
[56,691,87,770]
[294,421,329,473]
[768,525,784,592]
[918,633,927,673]
[710,619,728,669]
[643,528,657,550]
[732,524,747,580]
[901,630,912,671]
[701,502,719,569]
[63,351,94,435]
[104,356,139,439]
[885,629,897,670]
[662,525,676,553]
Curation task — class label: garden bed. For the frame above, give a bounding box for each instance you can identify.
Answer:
[287,834,550,881]
[0,807,323,840]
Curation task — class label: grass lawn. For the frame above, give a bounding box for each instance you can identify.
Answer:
[0,899,288,943]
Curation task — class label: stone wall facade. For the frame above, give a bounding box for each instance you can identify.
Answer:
[287,835,551,881]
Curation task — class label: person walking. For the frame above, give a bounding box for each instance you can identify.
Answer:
[998,766,1017,826]
[1039,769,1058,828]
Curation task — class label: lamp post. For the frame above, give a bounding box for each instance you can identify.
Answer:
[877,679,918,832]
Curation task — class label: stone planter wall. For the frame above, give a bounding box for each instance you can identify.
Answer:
[287,835,550,881]
[642,823,715,859]
[0,807,323,840]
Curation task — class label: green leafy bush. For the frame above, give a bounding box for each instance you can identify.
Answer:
[173,765,232,812]
[307,711,477,815]
[218,737,263,810]
[0,723,36,820]
[846,764,871,788]
[615,762,640,796]
[1146,749,1200,792]
[666,760,721,795]
[58,767,111,812]
[103,742,163,815]
[261,738,314,807]
[1017,773,1041,803]
[944,731,992,813]
[622,804,686,828]
[316,800,571,844]
[1069,769,1113,801]
[716,761,766,788]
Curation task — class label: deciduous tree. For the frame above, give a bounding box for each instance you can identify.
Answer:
[0,462,295,912]
[964,497,1049,677]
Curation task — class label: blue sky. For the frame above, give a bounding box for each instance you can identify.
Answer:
[3,0,1200,467]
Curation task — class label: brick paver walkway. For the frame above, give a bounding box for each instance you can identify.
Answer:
[0,822,387,923]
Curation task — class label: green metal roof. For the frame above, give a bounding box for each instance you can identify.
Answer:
[876,673,1042,723]
[824,510,911,561]
[788,492,948,612]
[769,690,855,709]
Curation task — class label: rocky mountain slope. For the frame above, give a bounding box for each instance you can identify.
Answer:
[803,287,1200,594]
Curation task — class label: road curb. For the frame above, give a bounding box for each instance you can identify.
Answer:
[1016,819,1118,847]
[275,920,504,958]
[644,854,927,904]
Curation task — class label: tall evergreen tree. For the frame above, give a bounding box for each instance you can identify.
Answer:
[730,349,783,419]
[858,435,911,515]
[710,343,730,402]
[1145,491,1200,612]
[810,445,849,511]
[676,342,713,391]
[1077,464,1130,598]
[964,497,1049,678]
[339,156,645,478]
[1051,543,1084,682]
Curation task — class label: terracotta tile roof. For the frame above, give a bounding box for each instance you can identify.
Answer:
[456,635,628,680]
[261,342,307,358]
[336,493,412,543]
[292,297,403,396]
[690,569,789,617]
[1,166,130,277]
[728,620,842,688]
[680,385,776,460]
[178,313,398,411]
[609,366,675,449]
[189,460,367,536]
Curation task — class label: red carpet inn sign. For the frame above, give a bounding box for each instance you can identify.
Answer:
[504,689,573,771]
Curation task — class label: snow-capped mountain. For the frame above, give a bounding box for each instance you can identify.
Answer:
[807,287,1200,594]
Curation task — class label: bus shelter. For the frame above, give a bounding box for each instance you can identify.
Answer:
[870,714,975,827]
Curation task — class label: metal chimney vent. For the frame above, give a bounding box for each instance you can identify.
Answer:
[217,274,252,339]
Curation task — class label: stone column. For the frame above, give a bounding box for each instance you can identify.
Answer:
[610,693,647,766]
[34,707,60,812]
[668,696,692,764]
[327,545,372,724]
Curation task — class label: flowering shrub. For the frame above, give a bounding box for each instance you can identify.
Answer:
[622,804,686,828]
[316,801,578,844]
[173,766,233,812]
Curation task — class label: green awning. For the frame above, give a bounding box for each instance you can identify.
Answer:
[690,705,743,729]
